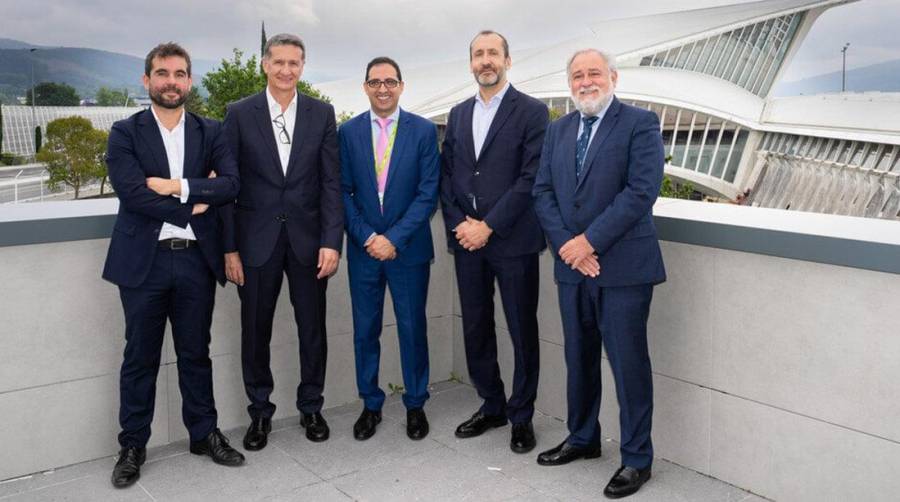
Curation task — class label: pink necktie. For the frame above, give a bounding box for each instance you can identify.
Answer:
[375,117,393,196]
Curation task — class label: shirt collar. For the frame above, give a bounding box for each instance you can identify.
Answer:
[475,80,510,107]
[266,87,297,115]
[150,105,185,132]
[370,107,401,125]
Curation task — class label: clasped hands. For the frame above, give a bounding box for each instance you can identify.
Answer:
[559,234,601,278]
[146,170,216,215]
[365,235,397,261]
[455,216,492,251]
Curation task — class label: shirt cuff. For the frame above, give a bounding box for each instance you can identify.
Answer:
[364,232,377,246]
[179,179,190,203]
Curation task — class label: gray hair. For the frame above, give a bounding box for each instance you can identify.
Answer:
[566,48,617,77]
[263,33,306,61]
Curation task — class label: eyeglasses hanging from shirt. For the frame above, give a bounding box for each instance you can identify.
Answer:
[272,113,291,145]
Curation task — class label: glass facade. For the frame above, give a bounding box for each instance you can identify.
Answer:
[639,12,804,97]
[628,100,748,183]
[1,105,137,157]
[751,132,900,220]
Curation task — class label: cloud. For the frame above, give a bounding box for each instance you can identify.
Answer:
[2,0,897,84]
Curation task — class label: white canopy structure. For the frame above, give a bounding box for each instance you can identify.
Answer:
[317,0,900,220]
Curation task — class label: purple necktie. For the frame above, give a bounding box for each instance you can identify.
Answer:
[375,117,394,197]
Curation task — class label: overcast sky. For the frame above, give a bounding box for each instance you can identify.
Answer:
[2,0,898,83]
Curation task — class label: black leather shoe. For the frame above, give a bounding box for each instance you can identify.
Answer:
[111,446,145,488]
[603,465,651,498]
[300,412,330,442]
[536,440,602,466]
[243,417,271,451]
[510,422,536,453]
[406,408,429,440]
[454,411,508,438]
[189,429,245,466]
[353,408,382,440]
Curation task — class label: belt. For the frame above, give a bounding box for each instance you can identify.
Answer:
[158,238,195,250]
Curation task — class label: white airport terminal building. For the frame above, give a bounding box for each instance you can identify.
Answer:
[317,0,900,220]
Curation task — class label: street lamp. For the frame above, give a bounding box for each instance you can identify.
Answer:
[29,48,38,158]
[841,42,850,92]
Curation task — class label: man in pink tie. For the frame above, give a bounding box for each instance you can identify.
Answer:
[339,57,440,441]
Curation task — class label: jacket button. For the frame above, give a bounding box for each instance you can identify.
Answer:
[474,171,480,176]
[574,203,580,209]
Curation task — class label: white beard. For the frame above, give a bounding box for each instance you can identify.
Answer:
[572,85,613,116]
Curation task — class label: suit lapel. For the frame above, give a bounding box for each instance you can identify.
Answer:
[252,92,284,180]
[357,111,378,195]
[576,97,621,191]
[136,109,170,177]
[477,86,517,162]
[285,94,311,178]
[458,98,477,166]
[559,113,580,195]
[182,112,202,178]
[383,109,410,197]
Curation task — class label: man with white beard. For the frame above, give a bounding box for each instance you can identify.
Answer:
[532,48,666,499]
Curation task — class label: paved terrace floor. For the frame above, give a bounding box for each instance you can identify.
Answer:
[0,382,765,502]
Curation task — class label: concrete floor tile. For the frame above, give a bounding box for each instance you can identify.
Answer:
[269,411,442,480]
[262,481,354,501]
[0,471,152,502]
[331,446,534,502]
[138,437,320,501]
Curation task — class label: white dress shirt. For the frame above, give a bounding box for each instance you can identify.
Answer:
[151,106,195,241]
[266,87,297,173]
[472,81,510,161]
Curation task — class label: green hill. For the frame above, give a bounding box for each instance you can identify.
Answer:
[0,40,217,104]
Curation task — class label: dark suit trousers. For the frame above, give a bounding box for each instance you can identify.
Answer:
[558,280,654,469]
[239,226,327,419]
[349,259,431,411]
[454,250,540,424]
[117,245,217,448]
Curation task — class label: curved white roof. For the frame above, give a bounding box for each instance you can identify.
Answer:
[316,0,854,118]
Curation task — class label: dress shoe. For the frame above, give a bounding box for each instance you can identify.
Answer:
[454,411,508,438]
[189,429,245,466]
[111,446,145,488]
[353,408,382,440]
[300,412,330,442]
[536,440,602,466]
[406,408,429,440]
[603,465,651,499]
[243,417,271,451]
[510,422,536,453]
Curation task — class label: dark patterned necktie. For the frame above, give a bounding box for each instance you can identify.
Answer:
[575,115,599,179]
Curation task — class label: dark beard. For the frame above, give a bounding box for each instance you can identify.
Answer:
[150,86,186,109]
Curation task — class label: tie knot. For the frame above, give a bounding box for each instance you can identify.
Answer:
[377,117,393,129]
[583,116,598,128]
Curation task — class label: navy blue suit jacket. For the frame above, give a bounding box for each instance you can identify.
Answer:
[102,109,240,288]
[440,85,548,257]
[533,97,666,286]
[220,91,343,268]
[339,109,440,266]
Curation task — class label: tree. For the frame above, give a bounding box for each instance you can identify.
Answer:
[202,48,331,121]
[184,86,207,116]
[202,49,266,120]
[36,117,108,199]
[26,82,80,106]
[96,87,135,107]
[659,175,696,200]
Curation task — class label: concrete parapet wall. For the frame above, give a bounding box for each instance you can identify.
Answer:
[1,198,898,501]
